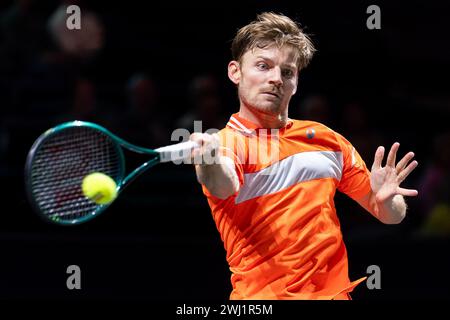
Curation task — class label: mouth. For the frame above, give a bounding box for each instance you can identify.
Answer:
[262,92,280,99]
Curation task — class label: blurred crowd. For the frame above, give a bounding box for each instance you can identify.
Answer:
[1,0,449,239]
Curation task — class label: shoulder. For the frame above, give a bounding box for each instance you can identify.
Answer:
[289,119,346,142]
[290,119,335,132]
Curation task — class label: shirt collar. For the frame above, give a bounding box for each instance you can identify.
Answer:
[226,112,294,134]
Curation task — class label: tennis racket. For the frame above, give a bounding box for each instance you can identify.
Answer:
[25,120,199,225]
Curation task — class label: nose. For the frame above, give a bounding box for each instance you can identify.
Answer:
[268,67,283,87]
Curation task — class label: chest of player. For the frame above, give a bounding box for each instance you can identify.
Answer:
[236,131,343,204]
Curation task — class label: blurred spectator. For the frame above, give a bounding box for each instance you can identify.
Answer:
[0,0,48,122]
[0,0,47,75]
[114,73,170,147]
[339,101,383,163]
[417,131,450,237]
[47,0,104,60]
[420,204,450,237]
[4,0,106,122]
[176,73,227,132]
[57,77,114,127]
[295,94,333,127]
[72,77,96,118]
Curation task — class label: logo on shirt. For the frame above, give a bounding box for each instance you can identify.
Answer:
[306,128,315,139]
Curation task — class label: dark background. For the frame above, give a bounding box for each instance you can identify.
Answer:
[1,0,449,303]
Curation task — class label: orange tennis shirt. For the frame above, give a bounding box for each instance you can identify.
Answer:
[201,113,372,299]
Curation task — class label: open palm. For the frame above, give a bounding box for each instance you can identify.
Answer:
[370,142,419,203]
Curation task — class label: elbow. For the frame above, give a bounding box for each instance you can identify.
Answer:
[208,183,239,199]
[198,174,238,199]
[195,162,240,200]
[212,189,235,200]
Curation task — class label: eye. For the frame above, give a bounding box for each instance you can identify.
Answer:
[282,69,294,78]
[256,63,269,70]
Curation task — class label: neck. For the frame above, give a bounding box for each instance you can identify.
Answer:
[239,106,288,129]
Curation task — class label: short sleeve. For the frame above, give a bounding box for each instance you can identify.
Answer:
[335,131,372,200]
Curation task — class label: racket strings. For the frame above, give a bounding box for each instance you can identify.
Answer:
[30,127,122,222]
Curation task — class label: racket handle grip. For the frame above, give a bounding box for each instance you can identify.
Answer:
[156,141,200,163]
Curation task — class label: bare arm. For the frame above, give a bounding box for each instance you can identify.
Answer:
[357,192,407,224]
[191,133,240,199]
[356,142,418,224]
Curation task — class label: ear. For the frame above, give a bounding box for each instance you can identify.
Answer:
[228,61,241,85]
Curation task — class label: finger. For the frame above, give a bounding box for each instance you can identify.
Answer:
[190,132,204,144]
[211,133,221,150]
[396,151,415,174]
[190,133,207,163]
[386,142,400,168]
[372,146,385,170]
[191,148,202,160]
[398,160,419,183]
[397,187,419,197]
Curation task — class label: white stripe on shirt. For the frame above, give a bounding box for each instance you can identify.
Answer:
[235,150,343,204]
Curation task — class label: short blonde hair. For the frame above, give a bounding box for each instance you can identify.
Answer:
[231,12,316,70]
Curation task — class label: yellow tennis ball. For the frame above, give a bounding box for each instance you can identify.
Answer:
[82,172,117,205]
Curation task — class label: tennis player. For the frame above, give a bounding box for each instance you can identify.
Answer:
[190,12,418,300]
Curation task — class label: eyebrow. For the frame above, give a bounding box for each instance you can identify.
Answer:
[255,56,297,69]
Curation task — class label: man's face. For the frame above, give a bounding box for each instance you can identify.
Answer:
[229,44,299,116]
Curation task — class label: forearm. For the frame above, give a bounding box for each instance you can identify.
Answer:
[370,193,407,224]
[195,156,239,199]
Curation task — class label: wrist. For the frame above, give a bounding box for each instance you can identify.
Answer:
[376,194,406,224]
